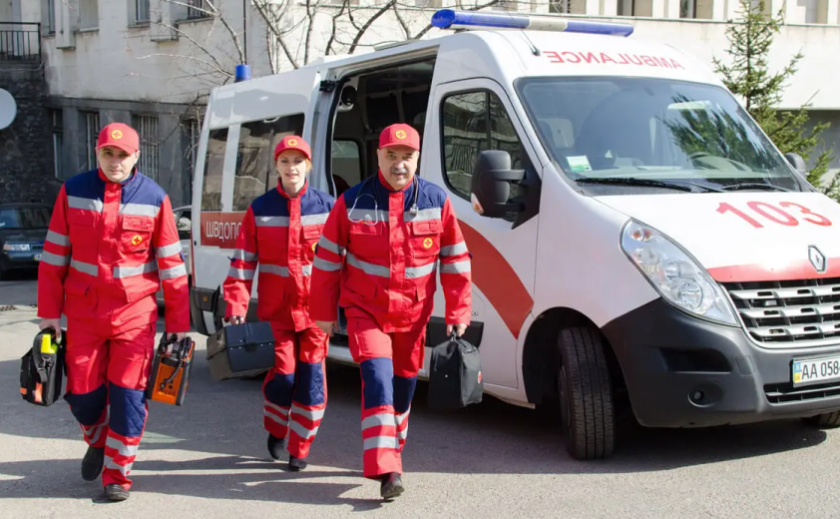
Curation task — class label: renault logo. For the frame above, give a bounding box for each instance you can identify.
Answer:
[809,245,827,273]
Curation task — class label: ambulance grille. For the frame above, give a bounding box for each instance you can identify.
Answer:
[723,278,840,347]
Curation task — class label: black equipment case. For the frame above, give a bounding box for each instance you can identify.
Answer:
[206,322,275,381]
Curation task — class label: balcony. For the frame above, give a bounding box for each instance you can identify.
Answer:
[0,22,41,63]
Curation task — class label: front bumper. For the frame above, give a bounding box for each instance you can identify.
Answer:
[0,250,41,270]
[601,298,840,428]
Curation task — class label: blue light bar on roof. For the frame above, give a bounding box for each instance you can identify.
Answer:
[430,9,634,37]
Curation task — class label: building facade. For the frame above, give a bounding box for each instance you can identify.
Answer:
[2,0,839,206]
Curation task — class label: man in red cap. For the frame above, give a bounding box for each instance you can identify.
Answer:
[310,123,472,499]
[224,135,335,471]
[37,122,190,501]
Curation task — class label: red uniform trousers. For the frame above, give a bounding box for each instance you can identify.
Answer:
[63,319,156,490]
[262,323,329,459]
[347,314,426,479]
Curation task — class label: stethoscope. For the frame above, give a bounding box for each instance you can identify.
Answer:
[348,173,421,226]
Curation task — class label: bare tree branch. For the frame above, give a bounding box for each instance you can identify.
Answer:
[252,0,300,68]
[348,0,396,54]
[201,0,246,64]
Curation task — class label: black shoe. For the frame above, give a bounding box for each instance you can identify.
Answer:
[379,472,405,500]
[288,455,308,472]
[104,484,130,502]
[81,446,105,482]
[267,433,285,460]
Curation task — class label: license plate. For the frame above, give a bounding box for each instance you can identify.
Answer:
[33,253,42,261]
[792,355,840,387]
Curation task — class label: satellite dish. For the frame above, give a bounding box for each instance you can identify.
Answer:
[0,89,17,130]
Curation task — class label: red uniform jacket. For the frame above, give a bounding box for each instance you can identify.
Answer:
[37,169,190,333]
[223,182,335,331]
[310,172,472,333]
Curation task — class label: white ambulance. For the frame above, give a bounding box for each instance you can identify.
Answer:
[188,10,840,460]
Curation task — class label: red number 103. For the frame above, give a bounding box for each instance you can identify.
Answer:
[717,201,832,228]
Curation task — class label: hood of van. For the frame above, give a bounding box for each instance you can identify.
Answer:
[595,192,840,283]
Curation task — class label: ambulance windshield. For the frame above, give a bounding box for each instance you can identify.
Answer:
[516,77,804,193]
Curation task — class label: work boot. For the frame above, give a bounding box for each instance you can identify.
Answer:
[81,446,105,481]
[104,484,130,502]
[288,455,308,472]
[379,472,405,500]
[267,433,285,460]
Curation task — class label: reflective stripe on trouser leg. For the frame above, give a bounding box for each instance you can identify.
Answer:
[360,357,400,478]
[392,325,425,453]
[64,320,110,448]
[102,383,148,489]
[65,384,109,448]
[262,325,298,439]
[394,374,417,452]
[263,372,293,438]
[287,326,328,459]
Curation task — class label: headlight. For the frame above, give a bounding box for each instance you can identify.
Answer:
[3,243,30,252]
[621,220,737,326]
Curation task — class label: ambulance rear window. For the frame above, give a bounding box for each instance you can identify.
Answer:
[516,76,802,193]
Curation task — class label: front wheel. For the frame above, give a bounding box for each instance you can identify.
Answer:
[557,326,615,460]
[802,411,840,429]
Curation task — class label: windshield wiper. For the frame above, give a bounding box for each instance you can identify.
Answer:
[720,182,793,192]
[575,177,724,193]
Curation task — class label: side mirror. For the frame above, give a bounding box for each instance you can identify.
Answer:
[785,152,807,174]
[469,150,524,218]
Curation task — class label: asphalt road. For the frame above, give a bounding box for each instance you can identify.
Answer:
[1,272,839,518]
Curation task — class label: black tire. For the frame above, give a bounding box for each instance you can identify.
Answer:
[802,411,840,429]
[557,326,615,460]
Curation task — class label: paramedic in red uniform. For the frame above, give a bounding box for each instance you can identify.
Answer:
[37,122,190,502]
[309,123,472,499]
[223,135,335,472]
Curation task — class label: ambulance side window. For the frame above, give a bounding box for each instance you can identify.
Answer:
[441,91,524,201]
[201,128,228,211]
[233,113,305,211]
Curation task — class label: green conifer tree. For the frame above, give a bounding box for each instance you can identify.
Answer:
[713,0,837,199]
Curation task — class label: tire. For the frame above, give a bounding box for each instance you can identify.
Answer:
[557,326,615,460]
[802,411,840,429]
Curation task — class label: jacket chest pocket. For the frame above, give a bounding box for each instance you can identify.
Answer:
[411,220,442,259]
[301,226,322,261]
[67,210,98,248]
[349,222,386,259]
[120,216,154,255]
[257,227,288,262]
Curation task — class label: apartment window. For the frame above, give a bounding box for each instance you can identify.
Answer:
[136,0,150,23]
[79,0,99,30]
[45,0,56,34]
[233,114,305,211]
[183,118,201,196]
[680,0,696,17]
[550,0,571,13]
[51,109,64,179]
[187,0,212,19]
[83,111,100,171]
[132,115,160,182]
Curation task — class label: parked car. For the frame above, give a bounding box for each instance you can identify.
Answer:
[156,205,193,306]
[0,202,52,280]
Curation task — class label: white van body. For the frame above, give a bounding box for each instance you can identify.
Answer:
[188,13,840,459]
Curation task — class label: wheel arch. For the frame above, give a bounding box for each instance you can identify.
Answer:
[522,306,626,407]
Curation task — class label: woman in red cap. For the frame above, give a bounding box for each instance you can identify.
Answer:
[223,135,335,471]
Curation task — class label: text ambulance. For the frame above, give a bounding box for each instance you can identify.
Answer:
[188,10,840,460]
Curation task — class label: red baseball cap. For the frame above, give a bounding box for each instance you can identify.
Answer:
[96,123,140,154]
[379,123,420,151]
[274,135,311,161]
